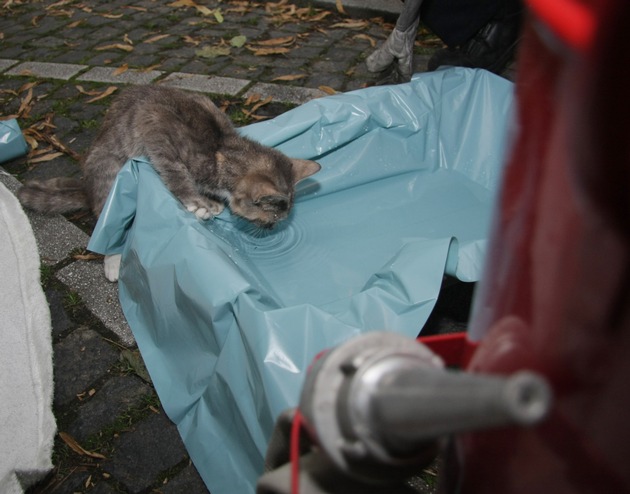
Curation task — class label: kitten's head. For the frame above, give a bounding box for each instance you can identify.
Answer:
[225,153,320,229]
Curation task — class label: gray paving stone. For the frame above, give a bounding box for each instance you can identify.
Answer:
[50,50,94,65]
[53,327,119,406]
[84,52,126,67]
[216,63,264,81]
[49,470,92,494]
[56,260,135,346]
[90,25,126,42]
[159,72,250,95]
[86,482,119,494]
[5,61,88,80]
[28,213,89,265]
[0,46,29,59]
[46,288,76,338]
[67,375,154,442]
[302,0,402,19]
[0,169,91,264]
[37,35,70,49]
[161,463,210,494]
[102,411,188,494]
[245,82,327,105]
[175,59,224,75]
[307,74,346,91]
[77,66,163,85]
[0,59,18,72]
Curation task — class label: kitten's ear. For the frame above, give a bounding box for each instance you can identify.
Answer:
[291,159,321,184]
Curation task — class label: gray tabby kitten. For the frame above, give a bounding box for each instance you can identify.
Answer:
[18,85,321,281]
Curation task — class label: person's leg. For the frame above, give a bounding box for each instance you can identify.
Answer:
[420,0,502,46]
[425,0,524,74]
[365,0,423,80]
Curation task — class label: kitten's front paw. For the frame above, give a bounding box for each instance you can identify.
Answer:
[104,254,122,282]
[184,198,224,220]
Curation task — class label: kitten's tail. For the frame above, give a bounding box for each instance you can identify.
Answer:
[17,177,90,215]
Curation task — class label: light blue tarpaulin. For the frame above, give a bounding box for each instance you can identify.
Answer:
[88,68,514,494]
[0,119,28,164]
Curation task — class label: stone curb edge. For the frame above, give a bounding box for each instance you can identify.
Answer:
[1,58,328,105]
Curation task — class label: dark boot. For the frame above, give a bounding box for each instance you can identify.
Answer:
[428,9,523,74]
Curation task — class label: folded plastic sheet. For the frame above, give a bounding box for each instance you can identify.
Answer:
[0,119,28,164]
[88,68,514,494]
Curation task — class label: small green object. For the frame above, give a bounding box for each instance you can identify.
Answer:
[230,35,247,48]
[195,45,231,58]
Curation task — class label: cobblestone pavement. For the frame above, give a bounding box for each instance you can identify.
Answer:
[0,1,484,493]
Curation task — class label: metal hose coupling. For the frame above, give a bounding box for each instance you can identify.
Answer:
[298,332,552,483]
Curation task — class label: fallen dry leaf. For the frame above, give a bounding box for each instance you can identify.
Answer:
[112,63,128,76]
[169,0,218,18]
[85,86,117,103]
[49,7,74,18]
[225,3,250,15]
[59,432,106,459]
[218,100,232,113]
[255,35,295,47]
[248,95,272,113]
[28,146,55,158]
[101,13,123,19]
[244,93,261,106]
[27,141,47,153]
[331,19,370,29]
[28,151,63,164]
[182,35,201,46]
[246,46,290,56]
[309,11,332,22]
[144,34,171,44]
[265,0,331,23]
[319,85,337,95]
[168,0,196,7]
[18,81,38,93]
[242,112,270,121]
[23,134,38,150]
[95,43,134,52]
[45,136,77,159]
[74,252,103,261]
[271,73,307,82]
[336,0,346,15]
[46,0,73,9]
[138,63,162,73]
[17,87,34,119]
[75,85,102,96]
[353,33,377,48]
[23,114,81,162]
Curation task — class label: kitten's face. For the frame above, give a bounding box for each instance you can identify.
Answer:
[229,158,320,229]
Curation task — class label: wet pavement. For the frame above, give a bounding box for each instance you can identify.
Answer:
[0,1,490,492]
